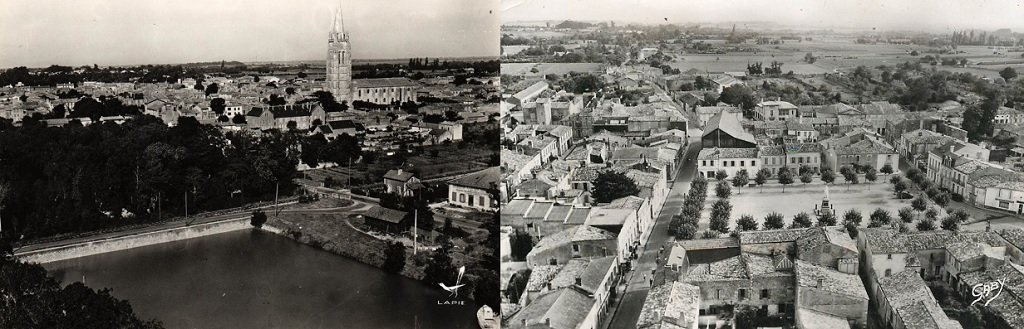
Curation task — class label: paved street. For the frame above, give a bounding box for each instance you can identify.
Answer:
[606,138,700,329]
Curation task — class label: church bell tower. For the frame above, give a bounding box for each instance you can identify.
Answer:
[325,7,353,104]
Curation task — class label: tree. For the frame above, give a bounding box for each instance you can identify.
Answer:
[250,210,267,228]
[763,212,785,230]
[911,195,928,216]
[736,215,758,232]
[869,208,892,227]
[820,169,835,185]
[210,97,226,115]
[592,171,640,203]
[715,181,732,198]
[204,83,219,96]
[880,164,894,176]
[933,192,950,207]
[509,230,534,261]
[778,167,794,192]
[423,240,456,286]
[791,212,813,228]
[817,212,837,226]
[893,179,909,197]
[381,241,406,273]
[1000,67,1018,81]
[865,167,877,186]
[731,169,749,193]
[701,230,720,239]
[754,168,770,191]
[677,223,698,240]
[925,208,939,221]
[800,172,813,187]
[843,209,863,227]
[709,199,732,233]
[715,170,728,181]
[917,219,937,231]
[231,114,246,124]
[898,207,915,223]
[941,216,960,231]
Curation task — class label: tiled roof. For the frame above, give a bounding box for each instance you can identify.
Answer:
[877,270,961,329]
[384,169,414,182]
[571,225,617,242]
[959,263,1024,328]
[796,226,857,257]
[860,228,1003,254]
[605,195,646,210]
[794,259,868,299]
[999,229,1024,251]
[636,282,701,329]
[565,207,592,225]
[448,167,500,190]
[545,205,572,223]
[759,145,785,156]
[353,77,419,88]
[525,265,561,291]
[739,228,812,245]
[362,205,407,224]
[797,308,852,329]
[507,287,594,329]
[525,201,553,219]
[697,147,759,160]
[702,110,756,144]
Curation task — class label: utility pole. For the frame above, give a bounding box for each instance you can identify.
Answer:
[184,191,188,224]
[275,182,280,216]
[413,209,418,256]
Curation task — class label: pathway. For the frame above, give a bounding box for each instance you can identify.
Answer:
[605,138,699,329]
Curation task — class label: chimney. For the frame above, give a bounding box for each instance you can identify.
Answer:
[545,318,551,326]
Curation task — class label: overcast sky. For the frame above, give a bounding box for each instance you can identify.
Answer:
[0,0,499,68]
[503,0,1024,32]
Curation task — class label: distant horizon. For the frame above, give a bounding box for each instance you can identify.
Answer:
[501,19,1024,35]
[0,0,499,68]
[501,0,1024,34]
[4,55,501,70]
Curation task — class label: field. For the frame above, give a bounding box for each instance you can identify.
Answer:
[667,38,1024,75]
[501,62,605,76]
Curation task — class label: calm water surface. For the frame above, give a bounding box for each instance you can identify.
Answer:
[44,230,477,329]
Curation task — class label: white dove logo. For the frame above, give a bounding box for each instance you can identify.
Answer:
[439,266,466,298]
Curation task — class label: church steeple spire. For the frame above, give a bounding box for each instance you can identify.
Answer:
[330,7,347,40]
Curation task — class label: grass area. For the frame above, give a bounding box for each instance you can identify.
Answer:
[268,212,427,280]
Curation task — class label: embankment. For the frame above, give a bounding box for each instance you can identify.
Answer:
[15,217,252,264]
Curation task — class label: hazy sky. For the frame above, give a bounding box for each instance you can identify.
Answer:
[503,0,1024,32]
[0,0,499,68]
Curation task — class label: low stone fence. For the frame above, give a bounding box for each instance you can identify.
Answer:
[15,217,253,264]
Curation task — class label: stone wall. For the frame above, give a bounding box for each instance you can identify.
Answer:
[16,217,253,264]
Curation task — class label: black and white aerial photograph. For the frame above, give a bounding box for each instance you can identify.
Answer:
[0,0,500,328]
[498,0,1024,329]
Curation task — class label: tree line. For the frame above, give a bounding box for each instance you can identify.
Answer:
[0,115,298,240]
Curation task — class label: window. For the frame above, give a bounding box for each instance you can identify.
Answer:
[716,289,721,299]
[751,160,756,166]
[702,160,707,166]
[740,161,745,166]
[761,289,769,299]
[468,195,474,205]
[999,200,1010,208]
[887,254,892,259]
[572,244,580,252]
[885,269,892,277]
[479,197,485,206]
[738,289,747,300]
[451,192,457,200]
[459,194,466,203]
